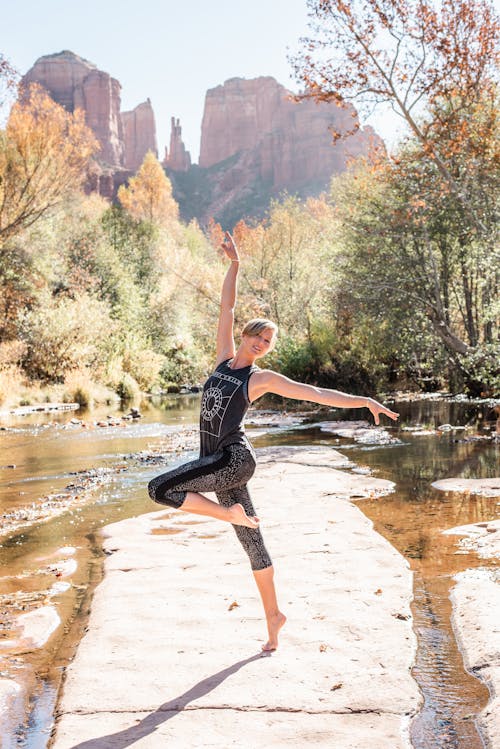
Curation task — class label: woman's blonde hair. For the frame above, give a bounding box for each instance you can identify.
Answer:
[241,318,278,339]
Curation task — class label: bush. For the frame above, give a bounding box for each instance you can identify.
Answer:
[19,292,115,382]
[115,373,141,402]
[122,346,165,392]
[0,340,27,370]
[62,370,95,408]
[0,365,24,406]
[269,327,380,395]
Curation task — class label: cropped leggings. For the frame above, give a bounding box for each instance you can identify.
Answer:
[148,443,272,571]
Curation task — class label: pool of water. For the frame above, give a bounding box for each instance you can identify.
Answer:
[0,395,498,748]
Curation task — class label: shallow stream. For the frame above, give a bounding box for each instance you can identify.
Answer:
[0,396,498,748]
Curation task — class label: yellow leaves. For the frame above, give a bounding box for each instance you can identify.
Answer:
[0,84,99,242]
[118,151,179,226]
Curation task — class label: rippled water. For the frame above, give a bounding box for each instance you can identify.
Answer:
[0,395,498,748]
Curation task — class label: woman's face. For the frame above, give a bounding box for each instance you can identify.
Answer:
[243,328,276,358]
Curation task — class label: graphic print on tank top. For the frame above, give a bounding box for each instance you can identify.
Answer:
[200,369,245,440]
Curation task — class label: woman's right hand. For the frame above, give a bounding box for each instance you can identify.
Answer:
[221,231,239,263]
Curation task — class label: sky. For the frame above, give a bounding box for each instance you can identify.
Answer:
[1,0,404,161]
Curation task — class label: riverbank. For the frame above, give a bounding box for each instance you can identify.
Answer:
[50,445,421,749]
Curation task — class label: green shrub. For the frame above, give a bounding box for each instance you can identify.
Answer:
[19,293,115,382]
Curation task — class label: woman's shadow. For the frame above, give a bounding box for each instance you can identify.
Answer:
[60,652,269,749]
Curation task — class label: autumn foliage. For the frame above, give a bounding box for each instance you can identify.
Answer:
[293,0,499,236]
[118,151,178,225]
[0,84,98,243]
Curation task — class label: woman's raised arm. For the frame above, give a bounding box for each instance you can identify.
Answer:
[215,232,239,366]
[249,370,399,425]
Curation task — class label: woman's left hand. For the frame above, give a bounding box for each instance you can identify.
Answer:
[366,398,399,425]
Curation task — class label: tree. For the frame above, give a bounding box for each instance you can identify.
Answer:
[117,151,179,225]
[0,84,98,244]
[293,0,499,237]
[0,53,18,110]
[331,149,499,393]
[293,1,499,392]
[234,196,337,336]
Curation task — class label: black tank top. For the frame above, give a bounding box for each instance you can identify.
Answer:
[199,358,259,456]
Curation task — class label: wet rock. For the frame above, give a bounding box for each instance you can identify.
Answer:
[443,520,500,559]
[47,559,77,578]
[317,421,401,445]
[0,678,22,741]
[0,606,60,651]
[165,384,181,394]
[432,478,500,496]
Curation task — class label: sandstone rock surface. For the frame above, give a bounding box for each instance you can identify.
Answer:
[163,117,191,172]
[24,51,125,167]
[432,477,500,496]
[450,569,500,748]
[121,99,158,171]
[51,446,420,749]
[199,76,381,188]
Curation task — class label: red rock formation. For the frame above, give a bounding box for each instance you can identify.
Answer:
[199,77,282,167]
[163,117,191,172]
[199,76,382,189]
[121,99,158,171]
[23,50,124,167]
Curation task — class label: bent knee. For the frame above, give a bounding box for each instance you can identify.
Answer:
[148,478,186,509]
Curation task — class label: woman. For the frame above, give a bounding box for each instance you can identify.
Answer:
[149,232,398,651]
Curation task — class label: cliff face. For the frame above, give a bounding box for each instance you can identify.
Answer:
[169,76,382,228]
[121,99,158,171]
[24,51,125,167]
[23,51,157,174]
[199,76,380,191]
[199,77,283,168]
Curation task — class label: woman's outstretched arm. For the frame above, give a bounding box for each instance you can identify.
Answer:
[215,232,239,366]
[249,370,398,425]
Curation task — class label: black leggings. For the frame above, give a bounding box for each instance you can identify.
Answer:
[148,444,272,571]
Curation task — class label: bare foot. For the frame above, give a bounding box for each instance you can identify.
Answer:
[262,612,287,651]
[228,503,260,528]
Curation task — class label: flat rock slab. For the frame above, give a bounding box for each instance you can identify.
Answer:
[444,520,500,559]
[432,478,500,496]
[451,568,500,748]
[52,447,420,749]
